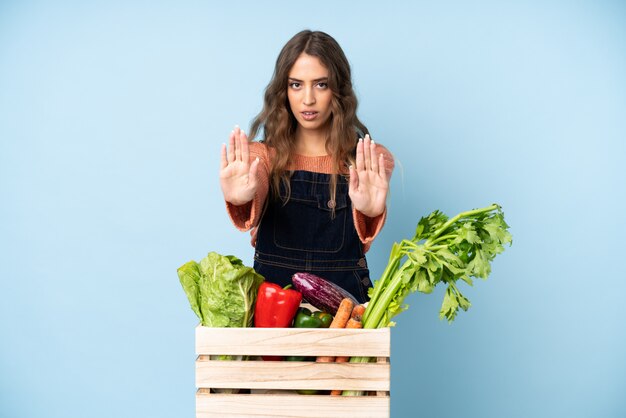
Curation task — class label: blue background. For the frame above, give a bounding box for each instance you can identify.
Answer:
[1,1,625,417]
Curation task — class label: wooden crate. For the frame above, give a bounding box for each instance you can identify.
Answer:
[195,325,391,418]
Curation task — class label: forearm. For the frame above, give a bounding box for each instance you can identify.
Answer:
[225,187,267,231]
[353,207,388,245]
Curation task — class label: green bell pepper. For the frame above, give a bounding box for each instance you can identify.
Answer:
[286,308,320,362]
[289,307,334,394]
[313,311,333,328]
[294,307,323,328]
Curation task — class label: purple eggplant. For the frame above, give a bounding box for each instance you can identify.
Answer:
[291,272,358,315]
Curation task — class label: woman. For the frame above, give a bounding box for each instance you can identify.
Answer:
[219,30,394,302]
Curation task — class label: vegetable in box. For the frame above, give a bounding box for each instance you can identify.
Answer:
[178,252,264,328]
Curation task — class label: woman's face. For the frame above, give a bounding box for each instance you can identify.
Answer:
[287,53,333,134]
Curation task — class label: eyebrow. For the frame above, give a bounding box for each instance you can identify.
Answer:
[288,77,329,82]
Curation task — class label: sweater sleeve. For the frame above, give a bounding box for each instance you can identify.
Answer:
[225,142,271,232]
[353,143,395,252]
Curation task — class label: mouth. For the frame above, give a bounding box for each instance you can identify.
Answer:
[300,111,319,121]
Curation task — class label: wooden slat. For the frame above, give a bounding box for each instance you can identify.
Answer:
[196,392,390,418]
[196,359,390,391]
[376,357,390,397]
[195,326,390,357]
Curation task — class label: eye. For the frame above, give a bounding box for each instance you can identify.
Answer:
[317,82,328,89]
[289,82,301,89]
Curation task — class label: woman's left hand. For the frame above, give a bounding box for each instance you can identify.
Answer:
[348,135,389,218]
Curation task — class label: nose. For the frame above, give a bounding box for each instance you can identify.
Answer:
[303,86,316,105]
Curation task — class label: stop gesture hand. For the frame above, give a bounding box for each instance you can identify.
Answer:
[348,135,389,217]
[220,126,260,206]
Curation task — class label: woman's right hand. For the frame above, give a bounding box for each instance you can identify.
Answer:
[219,126,260,206]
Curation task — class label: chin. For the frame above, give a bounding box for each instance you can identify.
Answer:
[300,118,331,131]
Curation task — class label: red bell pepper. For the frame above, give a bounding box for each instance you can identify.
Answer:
[254,282,302,361]
[254,282,302,327]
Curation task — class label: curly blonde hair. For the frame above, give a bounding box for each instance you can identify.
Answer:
[249,30,369,207]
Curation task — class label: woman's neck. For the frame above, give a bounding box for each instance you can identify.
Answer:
[294,127,328,156]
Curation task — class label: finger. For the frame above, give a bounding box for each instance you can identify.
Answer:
[241,129,250,164]
[227,129,235,163]
[370,139,378,173]
[355,138,364,171]
[348,165,358,191]
[220,143,228,169]
[234,126,241,161]
[378,152,387,180]
[248,157,260,188]
[363,134,372,170]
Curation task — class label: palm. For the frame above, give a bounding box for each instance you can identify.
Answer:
[220,160,253,196]
[348,135,389,217]
[219,127,259,206]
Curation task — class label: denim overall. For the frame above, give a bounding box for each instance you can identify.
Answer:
[253,170,372,303]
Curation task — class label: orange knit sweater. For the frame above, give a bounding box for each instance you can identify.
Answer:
[226,141,395,253]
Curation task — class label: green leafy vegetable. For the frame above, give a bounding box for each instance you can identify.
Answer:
[363,203,512,328]
[177,252,264,327]
[343,204,512,396]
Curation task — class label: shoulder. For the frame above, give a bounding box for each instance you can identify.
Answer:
[248,141,273,172]
[248,141,267,154]
[248,141,272,159]
[371,140,395,173]
[372,142,394,160]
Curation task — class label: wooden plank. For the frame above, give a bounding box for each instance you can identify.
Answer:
[195,326,390,357]
[196,359,390,391]
[196,392,389,418]
[376,357,390,397]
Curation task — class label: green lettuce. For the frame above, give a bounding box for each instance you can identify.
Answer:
[178,252,264,327]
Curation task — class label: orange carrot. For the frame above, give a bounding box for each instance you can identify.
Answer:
[345,317,363,329]
[350,304,366,322]
[316,298,354,363]
[332,318,364,362]
[329,298,355,328]
[330,313,364,395]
